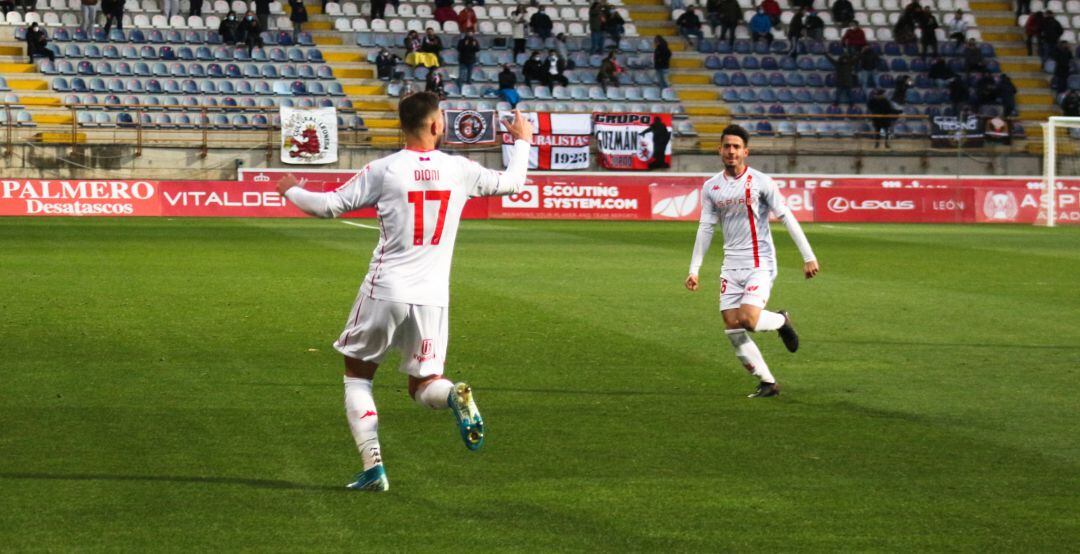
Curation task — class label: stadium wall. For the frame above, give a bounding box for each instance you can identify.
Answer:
[3,172,1078,224]
[0,144,1042,180]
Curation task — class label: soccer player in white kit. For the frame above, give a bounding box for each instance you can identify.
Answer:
[276,92,534,491]
[685,125,820,398]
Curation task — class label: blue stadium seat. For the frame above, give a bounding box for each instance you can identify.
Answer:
[200,80,217,94]
[219,80,235,94]
[134,62,151,76]
[39,60,57,74]
[723,89,739,102]
[51,77,70,92]
[759,88,777,102]
[288,48,305,63]
[89,77,107,92]
[705,55,722,70]
[269,48,287,63]
[730,72,748,87]
[743,56,760,70]
[722,55,740,70]
[180,79,198,94]
[85,44,102,59]
[129,29,146,43]
[749,72,767,87]
[140,45,158,60]
[152,62,168,76]
[160,46,176,61]
[70,77,88,92]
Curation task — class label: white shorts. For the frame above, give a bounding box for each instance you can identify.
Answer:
[719,268,776,312]
[333,294,448,378]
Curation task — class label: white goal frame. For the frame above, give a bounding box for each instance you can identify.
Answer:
[1042,116,1080,227]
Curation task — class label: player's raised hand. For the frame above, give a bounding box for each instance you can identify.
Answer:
[685,274,699,292]
[276,173,299,195]
[501,109,534,144]
[804,260,820,279]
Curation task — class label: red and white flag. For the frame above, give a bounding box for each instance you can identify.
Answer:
[499,112,591,170]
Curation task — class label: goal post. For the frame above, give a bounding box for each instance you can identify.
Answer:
[1041,116,1080,227]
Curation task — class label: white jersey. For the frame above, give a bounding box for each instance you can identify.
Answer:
[690,165,815,275]
[287,140,530,307]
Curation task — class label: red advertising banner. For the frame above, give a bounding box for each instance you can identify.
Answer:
[815,187,977,223]
[490,174,652,220]
[0,179,161,216]
[593,113,673,171]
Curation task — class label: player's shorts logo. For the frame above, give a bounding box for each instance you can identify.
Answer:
[454,111,488,144]
[414,339,436,363]
[983,191,1018,221]
[502,183,539,208]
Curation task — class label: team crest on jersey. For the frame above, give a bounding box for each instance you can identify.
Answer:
[414,339,436,363]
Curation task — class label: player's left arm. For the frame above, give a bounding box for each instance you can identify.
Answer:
[762,177,820,279]
[277,164,380,218]
[465,110,534,197]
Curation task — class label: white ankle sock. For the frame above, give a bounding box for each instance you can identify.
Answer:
[725,329,776,384]
[753,310,786,332]
[415,378,454,410]
[344,376,383,471]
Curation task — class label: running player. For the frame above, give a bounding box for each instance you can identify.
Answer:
[277,92,534,490]
[685,124,820,398]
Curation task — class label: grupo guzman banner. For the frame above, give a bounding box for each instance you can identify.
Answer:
[593,113,673,171]
[280,106,338,164]
[500,112,591,170]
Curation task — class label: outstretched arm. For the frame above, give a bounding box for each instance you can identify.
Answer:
[278,165,378,218]
[468,109,535,197]
[762,178,819,279]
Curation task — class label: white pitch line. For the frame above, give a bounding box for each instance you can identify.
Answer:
[340,221,380,230]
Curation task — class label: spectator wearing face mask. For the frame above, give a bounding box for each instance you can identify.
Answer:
[239,11,263,55]
[25,22,55,63]
[219,10,240,43]
[457,31,480,88]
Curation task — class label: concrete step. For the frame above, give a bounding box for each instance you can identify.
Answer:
[671,73,711,84]
[0,62,36,74]
[32,113,73,124]
[343,84,384,95]
[6,79,48,90]
[627,9,670,20]
[333,67,374,79]
[970,1,1011,10]
[1017,93,1055,105]
[683,105,730,116]
[622,0,665,5]
[324,51,365,62]
[982,31,1024,41]
[1001,60,1043,73]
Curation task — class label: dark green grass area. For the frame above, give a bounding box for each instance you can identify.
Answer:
[1,217,1078,551]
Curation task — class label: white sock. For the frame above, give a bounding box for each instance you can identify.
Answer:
[414,378,454,410]
[753,310,786,332]
[725,329,776,384]
[344,376,383,471]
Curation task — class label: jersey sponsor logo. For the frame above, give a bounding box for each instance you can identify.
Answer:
[502,184,540,208]
[826,197,916,213]
[983,191,1019,220]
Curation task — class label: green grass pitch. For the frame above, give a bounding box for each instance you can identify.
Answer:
[1,217,1078,551]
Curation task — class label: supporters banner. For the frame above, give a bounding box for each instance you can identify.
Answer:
[929,115,985,148]
[489,174,651,220]
[280,106,338,165]
[500,112,591,170]
[593,113,673,170]
[443,109,497,146]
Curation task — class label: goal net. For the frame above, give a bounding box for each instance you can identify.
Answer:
[1040,116,1080,227]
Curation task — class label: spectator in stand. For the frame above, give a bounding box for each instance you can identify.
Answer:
[947,9,967,47]
[963,37,985,73]
[218,10,239,42]
[893,8,917,45]
[522,50,545,86]
[1062,89,1080,116]
[1052,40,1073,93]
[1040,11,1063,61]
[555,33,574,68]
[928,55,955,87]
[254,0,270,35]
[18,0,34,13]
[370,0,385,19]
[189,0,202,16]
[919,10,938,58]
[544,49,568,89]
[974,72,997,110]
[705,0,721,33]
[788,8,806,58]
[404,29,422,56]
[597,50,623,92]
[676,6,704,47]
[749,8,773,48]
[497,64,520,107]
[530,6,554,39]
[589,0,606,54]
[434,1,457,25]
[949,75,969,114]
[102,0,123,34]
[239,11,263,55]
[805,10,824,40]
[997,73,1017,116]
[653,35,671,88]
[0,0,13,15]
[831,0,854,28]
[425,68,447,99]
[288,0,307,43]
[1024,10,1043,57]
[161,0,175,19]
[760,0,780,25]
[826,51,857,107]
[842,22,866,53]
[858,43,879,88]
[375,47,401,80]
[1016,0,1029,17]
[80,0,99,33]
[717,0,742,47]
[25,22,55,63]
[512,5,528,57]
[457,31,479,87]
[892,74,912,105]
[604,5,625,50]
[792,0,813,9]
[868,88,900,148]
[458,1,477,33]
[421,27,444,62]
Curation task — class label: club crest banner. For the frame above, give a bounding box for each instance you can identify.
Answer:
[444,109,497,145]
[280,106,338,164]
[500,112,591,170]
[593,113,673,170]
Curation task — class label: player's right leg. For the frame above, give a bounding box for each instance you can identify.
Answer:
[335,296,409,491]
[720,270,779,397]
